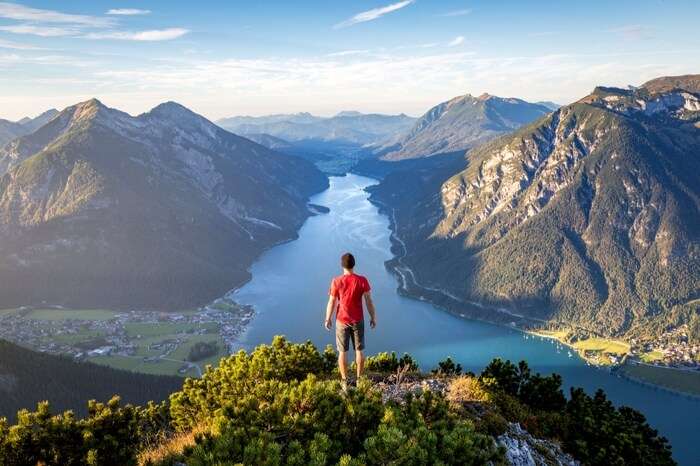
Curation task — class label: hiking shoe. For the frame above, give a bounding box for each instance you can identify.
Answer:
[340,379,349,393]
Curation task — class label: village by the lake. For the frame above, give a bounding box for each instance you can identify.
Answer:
[0,299,253,377]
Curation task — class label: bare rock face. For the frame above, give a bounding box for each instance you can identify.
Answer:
[0,99,327,310]
[374,74,700,339]
[498,423,579,466]
[374,377,449,404]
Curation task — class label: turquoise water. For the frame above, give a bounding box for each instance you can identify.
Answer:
[233,174,700,465]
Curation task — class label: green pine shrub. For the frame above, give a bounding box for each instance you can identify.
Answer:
[0,337,676,465]
[363,351,419,373]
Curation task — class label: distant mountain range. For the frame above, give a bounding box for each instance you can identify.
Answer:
[217,111,416,146]
[378,94,552,160]
[369,74,700,341]
[0,99,327,310]
[0,109,58,147]
[243,132,297,152]
[217,111,416,174]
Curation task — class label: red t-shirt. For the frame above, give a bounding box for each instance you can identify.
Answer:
[329,273,371,324]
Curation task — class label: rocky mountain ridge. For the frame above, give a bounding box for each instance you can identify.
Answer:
[371,74,700,339]
[0,98,327,310]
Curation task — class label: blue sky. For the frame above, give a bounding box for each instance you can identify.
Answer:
[0,0,699,120]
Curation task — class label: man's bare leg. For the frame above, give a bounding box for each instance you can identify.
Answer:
[338,351,348,381]
[355,350,364,379]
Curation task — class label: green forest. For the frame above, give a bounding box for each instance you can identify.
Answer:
[0,337,674,466]
[0,340,182,422]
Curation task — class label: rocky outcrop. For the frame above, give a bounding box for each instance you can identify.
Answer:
[372,377,580,466]
[498,423,579,466]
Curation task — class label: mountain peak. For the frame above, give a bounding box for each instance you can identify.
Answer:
[147,101,208,125]
[382,92,550,160]
[578,81,700,120]
[31,99,103,132]
[448,93,474,104]
[33,108,59,121]
[68,98,109,122]
[641,74,700,94]
[335,110,363,117]
[78,98,106,110]
[150,100,190,114]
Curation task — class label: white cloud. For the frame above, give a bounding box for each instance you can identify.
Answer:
[106,8,151,16]
[84,28,189,41]
[5,43,699,121]
[334,0,414,29]
[0,52,93,66]
[0,2,112,26]
[0,24,78,36]
[0,3,182,43]
[448,36,465,47]
[73,49,700,120]
[438,9,472,17]
[326,49,370,57]
[0,38,45,49]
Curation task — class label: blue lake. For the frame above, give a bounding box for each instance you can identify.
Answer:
[233,173,700,466]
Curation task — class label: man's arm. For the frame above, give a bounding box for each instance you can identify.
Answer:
[324,295,337,329]
[364,292,376,328]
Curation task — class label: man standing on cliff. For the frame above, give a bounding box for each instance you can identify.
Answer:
[324,252,377,390]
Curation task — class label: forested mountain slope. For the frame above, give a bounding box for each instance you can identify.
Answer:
[372,75,700,340]
[0,339,181,422]
[0,99,327,310]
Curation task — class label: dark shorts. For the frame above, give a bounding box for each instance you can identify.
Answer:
[336,320,365,352]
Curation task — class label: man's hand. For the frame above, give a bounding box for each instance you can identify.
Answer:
[364,292,377,329]
[325,295,336,331]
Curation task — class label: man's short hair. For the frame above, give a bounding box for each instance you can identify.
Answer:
[341,252,355,269]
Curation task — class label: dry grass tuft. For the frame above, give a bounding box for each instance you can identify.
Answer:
[137,423,209,466]
[446,376,492,404]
